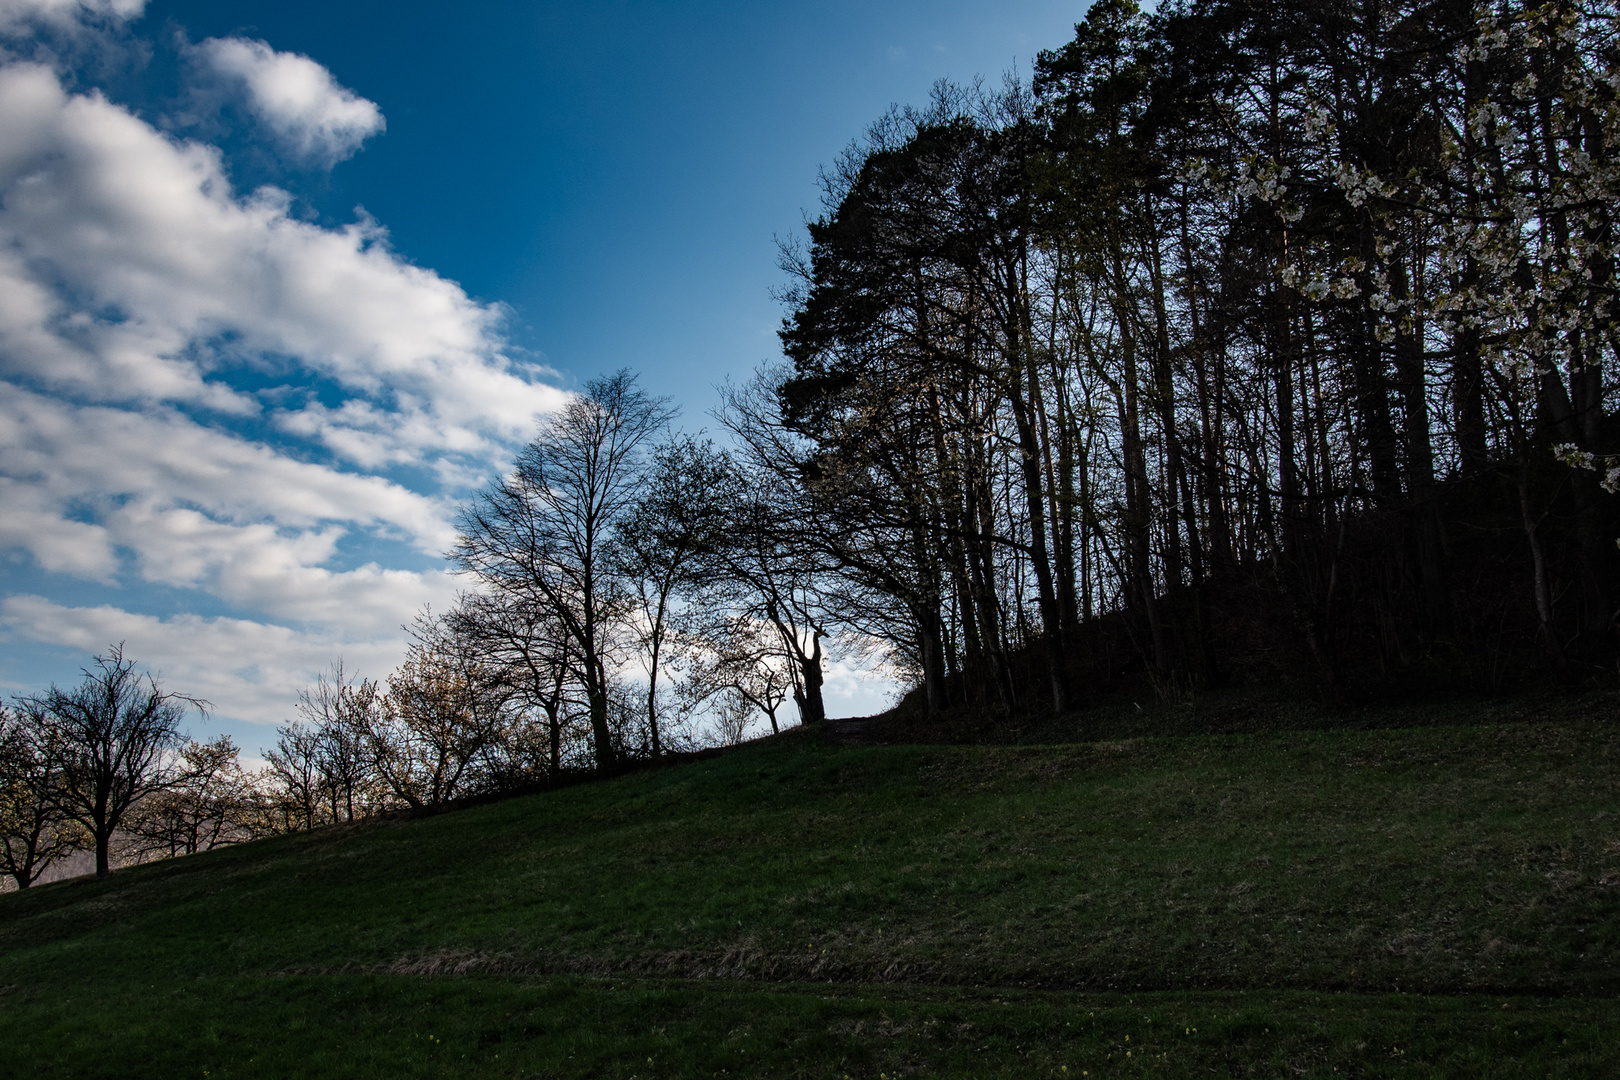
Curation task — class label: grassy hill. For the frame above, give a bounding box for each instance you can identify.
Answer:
[3,692,1619,1077]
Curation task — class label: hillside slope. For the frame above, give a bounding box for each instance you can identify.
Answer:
[3,702,1619,1076]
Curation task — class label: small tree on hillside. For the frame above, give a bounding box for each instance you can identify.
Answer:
[125,735,259,859]
[371,615,513,808]
[28,645,208,878]
[265,663,382,832]
[676,614,794,739]
[263,720,327,831]
[300,662,379,824]
[446,590,579,779]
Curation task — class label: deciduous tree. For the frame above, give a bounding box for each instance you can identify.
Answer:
[26,645,206,878]
[0,703,86,889]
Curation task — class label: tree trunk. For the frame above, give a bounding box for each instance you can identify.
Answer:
[796,632,826,725]
[1391,255,1452,640]
[1540,354,1611,639]
[1519,464,1565,672]
[1007,354,1071,713]
[587,676,615,769]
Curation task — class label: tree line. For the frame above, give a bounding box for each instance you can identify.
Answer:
[409,0,1620,785]
[0,368,860,888]
[0,370,848,887]
[766,0,1620,712]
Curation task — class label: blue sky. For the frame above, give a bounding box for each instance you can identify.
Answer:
[0,0,1084,755]
[144,0,1081,407]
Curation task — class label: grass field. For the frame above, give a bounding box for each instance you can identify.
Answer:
[3,692,1619,1076]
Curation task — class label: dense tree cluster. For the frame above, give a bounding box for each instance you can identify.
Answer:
[767,0,1620,711]
[445,0,1620,768]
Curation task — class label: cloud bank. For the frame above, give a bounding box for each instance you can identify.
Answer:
[0,12,566,738]
[0,595,410,726]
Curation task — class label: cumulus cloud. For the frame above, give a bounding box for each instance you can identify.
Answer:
[0,476,117,580]
[0,48,564,727]
[0,383,453,547]
[0,378,464,637]
[0,595,410,726]
[0,0,143,35]
[0,62,567,461]
[196,36,384,165]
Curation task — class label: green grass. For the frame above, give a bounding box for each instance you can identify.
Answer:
[4,695,1620,1076]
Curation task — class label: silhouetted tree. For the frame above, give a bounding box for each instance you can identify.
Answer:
[0,702,86,889]
[455,371,675,767]
[25,645,206,878]
[616,435,737,755]
[126,735,258,858]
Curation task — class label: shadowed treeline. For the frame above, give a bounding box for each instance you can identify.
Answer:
[762,0,1620,716]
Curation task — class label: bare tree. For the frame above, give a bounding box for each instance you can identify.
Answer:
[704,384,840,726]
[27,645,207,878]
[264,721,327,832]
[448,590,579,778]
[369,611,512,808]
[676,614,794,738]
[125,736,258,859]
[616,435,738,755]
[455,370,675,768]
[301,662,378,825]
[264,662,385,831]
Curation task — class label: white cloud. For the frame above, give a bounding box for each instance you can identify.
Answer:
[196,36,384,165]
[0,0,143,35]
[0,381,463,634]
[0,51,563,717]
[0,476,116,580]
[0,62,568,465]
[0,384,453,546]
[822,655,899,714]
[0,595,408,726]
[112,505,457,632]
